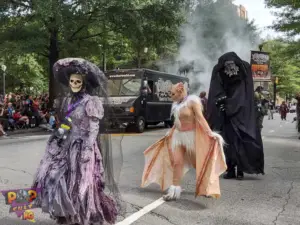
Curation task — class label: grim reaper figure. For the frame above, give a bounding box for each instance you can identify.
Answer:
[206,52,264,180]
[32,58,123,225]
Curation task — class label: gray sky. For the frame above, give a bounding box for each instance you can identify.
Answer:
[233,0,280,38]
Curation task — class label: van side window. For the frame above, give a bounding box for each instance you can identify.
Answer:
[147,80,154,94]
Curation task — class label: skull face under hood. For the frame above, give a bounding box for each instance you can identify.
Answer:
[224,61,239,77]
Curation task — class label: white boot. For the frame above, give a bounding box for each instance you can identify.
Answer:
[163,185,182,201]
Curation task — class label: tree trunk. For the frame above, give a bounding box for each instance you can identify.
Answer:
[137,57,142,68]
[137,50,142,68]
[48,29,59,108]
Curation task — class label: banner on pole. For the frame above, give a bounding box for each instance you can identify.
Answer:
[250,51,271,81]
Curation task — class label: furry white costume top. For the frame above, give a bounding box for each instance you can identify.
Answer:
[171,95,225,159]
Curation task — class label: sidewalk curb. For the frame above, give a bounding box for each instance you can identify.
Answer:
[6,128,44,135]
[0,134,51,146]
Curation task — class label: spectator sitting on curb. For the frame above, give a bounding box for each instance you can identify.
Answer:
[0,123,7,136]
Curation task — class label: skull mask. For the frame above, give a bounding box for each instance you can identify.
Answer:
[224,61,239,77]
[69,74,83,93]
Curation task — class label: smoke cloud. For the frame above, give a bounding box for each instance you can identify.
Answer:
[157,1,261,95]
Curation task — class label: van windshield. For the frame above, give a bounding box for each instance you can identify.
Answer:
[108,78,141,96]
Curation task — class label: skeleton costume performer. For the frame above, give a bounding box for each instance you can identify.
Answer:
[141,82,227,200]
[32,58,123,225]
[207,52,264,180]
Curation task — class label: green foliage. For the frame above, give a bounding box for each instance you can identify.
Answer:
[265,0,300,36]
[264,0,300,66]
[0,54,47,94]
[0,0,260,102]
[263,40,300,96]
[0,0,187,104]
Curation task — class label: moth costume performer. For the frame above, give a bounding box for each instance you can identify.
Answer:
[141,82,227,201]
[207,52,264,180]
[32,58,123,225]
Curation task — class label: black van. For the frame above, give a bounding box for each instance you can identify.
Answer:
[102,69,189,133]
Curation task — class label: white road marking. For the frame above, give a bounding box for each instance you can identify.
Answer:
[280,125,282,127]
[116,198,165,225]
[269,130,274,133]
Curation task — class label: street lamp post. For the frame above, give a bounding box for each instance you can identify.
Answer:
[272,76,277,105]
[98,44,106,72]
[1,64,6,97]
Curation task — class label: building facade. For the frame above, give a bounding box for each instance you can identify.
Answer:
[214,1,248,20]
[237,4,248,19]
[230,1,248,20]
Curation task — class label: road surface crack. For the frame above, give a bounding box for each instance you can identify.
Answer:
[0,167,32,176]
[150,211,178,225]
[123,201,177,225]
[272,181,294,225]
[124,201,142,213]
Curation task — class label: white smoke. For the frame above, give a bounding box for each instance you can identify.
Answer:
[157,3,261,95]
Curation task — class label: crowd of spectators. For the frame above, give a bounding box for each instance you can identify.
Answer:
[0,93,56,136]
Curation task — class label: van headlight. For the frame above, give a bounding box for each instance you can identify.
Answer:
[125,107,134,113]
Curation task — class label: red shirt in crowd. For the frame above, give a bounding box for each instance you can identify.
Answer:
[13,112,22,120]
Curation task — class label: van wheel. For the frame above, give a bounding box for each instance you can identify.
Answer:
[164,116,174,128]
[135,117,146,133]
[164,120,173,128]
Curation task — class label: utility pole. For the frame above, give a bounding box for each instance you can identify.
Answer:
[274,77,278,104]
[2,70,5,97]
[102,51,106,72]
[1,64,6,97]
[102,20,107,72]
[273,77,278,105]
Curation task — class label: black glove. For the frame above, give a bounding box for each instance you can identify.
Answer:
[216,96,227,112]
[219,104,226,112]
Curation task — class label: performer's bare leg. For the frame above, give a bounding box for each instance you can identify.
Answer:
[163,146,185,201]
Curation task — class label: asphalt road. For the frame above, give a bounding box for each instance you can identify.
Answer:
[0,113,299,225]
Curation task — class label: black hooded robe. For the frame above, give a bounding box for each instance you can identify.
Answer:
[206,52,264,174]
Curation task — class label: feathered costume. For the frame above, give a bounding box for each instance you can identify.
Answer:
[141,95,227,198]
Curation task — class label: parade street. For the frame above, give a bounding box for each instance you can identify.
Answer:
[0,113,299,225]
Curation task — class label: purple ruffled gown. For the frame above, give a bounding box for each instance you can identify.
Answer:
[32,95,117,225]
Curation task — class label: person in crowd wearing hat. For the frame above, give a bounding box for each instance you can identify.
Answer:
[254,86,267,132]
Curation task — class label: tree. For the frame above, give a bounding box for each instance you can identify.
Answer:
[265,0,300,60]
[262,40,300,96]
[107,0,186,68]
[265,0,300,37]
[1,0,115,106]
[0,0,188,107]
[0,54,47,94]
